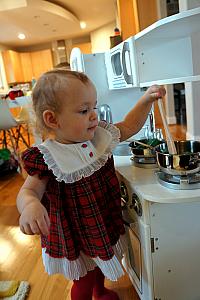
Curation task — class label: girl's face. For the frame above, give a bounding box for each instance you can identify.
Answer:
[54,78,98,144]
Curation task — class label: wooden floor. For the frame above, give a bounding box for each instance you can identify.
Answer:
[0,124,186,300]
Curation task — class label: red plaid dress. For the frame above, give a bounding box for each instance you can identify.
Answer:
[21,122,126,280]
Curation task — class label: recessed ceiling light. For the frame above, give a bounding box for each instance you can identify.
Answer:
[18,33,25,40]
[80,21,86,29]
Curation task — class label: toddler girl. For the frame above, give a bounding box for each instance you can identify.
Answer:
[17,69,165,300]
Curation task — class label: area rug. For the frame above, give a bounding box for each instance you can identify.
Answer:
[0,281,30,300]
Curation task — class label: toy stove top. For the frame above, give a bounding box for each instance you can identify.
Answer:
[114,155,200,204]
[130,155,157,169]
[156,171,200,190]
[130,155,200,190]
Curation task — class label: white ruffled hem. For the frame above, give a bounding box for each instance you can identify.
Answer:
[42,234,128,281]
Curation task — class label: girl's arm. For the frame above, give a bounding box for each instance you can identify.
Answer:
[17,175,50,236]
[115,85,166,141]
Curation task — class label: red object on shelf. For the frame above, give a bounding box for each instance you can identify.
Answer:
[114,27,121,36]
[8,90,24,100]
[110,27,122,48]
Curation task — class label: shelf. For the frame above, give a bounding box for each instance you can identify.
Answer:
[139,75,200,87]
[133,7,200,86]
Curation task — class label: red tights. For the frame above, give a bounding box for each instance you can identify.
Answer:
[71,267,120,300]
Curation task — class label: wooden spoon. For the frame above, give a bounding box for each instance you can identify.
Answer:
[132,139,155,150]
[157,98,177,154]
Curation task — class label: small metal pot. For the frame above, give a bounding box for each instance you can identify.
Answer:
[155,140,200,175]
[129,139,161,158]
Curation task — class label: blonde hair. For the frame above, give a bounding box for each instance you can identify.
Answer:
[32,69,90,134]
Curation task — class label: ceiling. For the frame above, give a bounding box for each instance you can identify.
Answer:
[0,0,117,49]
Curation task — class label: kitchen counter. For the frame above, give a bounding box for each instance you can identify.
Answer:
[114,154,200,204]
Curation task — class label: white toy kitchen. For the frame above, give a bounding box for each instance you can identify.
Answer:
[115,153,200,300]
[70,6,200,300]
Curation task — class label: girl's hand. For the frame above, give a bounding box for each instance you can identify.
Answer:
[144,85,166,103]
[19,201,50,236]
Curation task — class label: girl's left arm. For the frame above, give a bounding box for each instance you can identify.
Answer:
[115,85,166,142]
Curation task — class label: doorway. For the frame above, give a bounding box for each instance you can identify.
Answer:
[174,83,186,125]
[167,0,186,125]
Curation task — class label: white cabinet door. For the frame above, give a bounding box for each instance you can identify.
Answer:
[150,201,200,300]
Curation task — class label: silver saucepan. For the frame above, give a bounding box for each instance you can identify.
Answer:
[155,140,200,175]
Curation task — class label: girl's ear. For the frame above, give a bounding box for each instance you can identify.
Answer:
[43,110,59,129]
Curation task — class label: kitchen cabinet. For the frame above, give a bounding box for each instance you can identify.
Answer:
[30,49,53,80]
[73,42,91,54]
[136,0,158,32]
[20,52,33,82]
[117,0,158,40]
[2,49,53,84]
[2,50,24,83]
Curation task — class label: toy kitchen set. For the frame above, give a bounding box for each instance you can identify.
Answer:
[70,7,200,300]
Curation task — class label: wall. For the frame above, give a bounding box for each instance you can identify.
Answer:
[179,0,200,10]
[90,21,116,53]
[0,52,8,93]
[0,44,17,93]
[0,45,10,51]
[17,42,52,52]
[0,45,9,92]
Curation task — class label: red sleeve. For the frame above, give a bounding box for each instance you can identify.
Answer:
[21,147,50,179]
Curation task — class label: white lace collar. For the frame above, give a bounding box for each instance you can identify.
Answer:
[37,122,120,183]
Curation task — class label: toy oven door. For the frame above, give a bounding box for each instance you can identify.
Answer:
[124,221,142,293]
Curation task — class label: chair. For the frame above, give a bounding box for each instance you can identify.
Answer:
[0,100,30,153]
[15,102,43,146]
[15,106,31,148]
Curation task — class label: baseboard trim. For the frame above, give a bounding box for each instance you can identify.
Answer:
[166,116,177,125]
[186,132,200,140]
